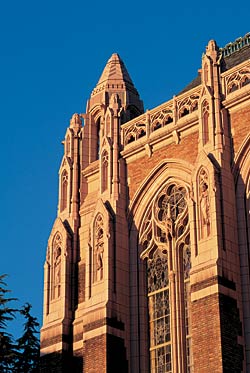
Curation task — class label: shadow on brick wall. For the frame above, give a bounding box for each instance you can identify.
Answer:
[40,351,83,373]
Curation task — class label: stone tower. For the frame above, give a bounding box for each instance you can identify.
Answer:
[41,34,250,373]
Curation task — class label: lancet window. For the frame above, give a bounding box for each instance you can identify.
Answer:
[202,100,209,145]
[140,183,193,372]
[51,233,62,300]
[66,135,70,156]
[96,117,101,160]
[60,170,68,212]
[101,150,109,193]
[105,115,111,137]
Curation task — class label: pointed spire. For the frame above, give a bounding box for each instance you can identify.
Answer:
[88,53,144,120]
[91,53,140,98]
[97,53,134,86]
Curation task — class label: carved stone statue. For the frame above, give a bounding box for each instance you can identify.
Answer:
[199,181,210,237]
[54,247,61,297]
[96,242,104,271]
[94,216,105,281]
[200,183,210,224]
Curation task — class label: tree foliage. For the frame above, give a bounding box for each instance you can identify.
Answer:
[0,274,18,372]
[0,275,40,372]
[14,303,40,372]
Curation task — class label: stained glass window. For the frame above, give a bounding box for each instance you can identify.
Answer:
[147,248,171,373]
[141,183,193,372]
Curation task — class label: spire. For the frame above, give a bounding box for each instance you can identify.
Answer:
[96,53,134,86]
[90,53,142,105]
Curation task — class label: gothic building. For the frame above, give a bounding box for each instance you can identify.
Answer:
[40,33,250,372]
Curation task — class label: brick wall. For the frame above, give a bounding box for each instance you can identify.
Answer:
[192,293,223,372]
[220,294,243,373]
[127,131,198,200]
[83,335,106,373]
[82,334,128,373]
[40,351,74,373]
[191,291,243,373]
[231,106,250,156]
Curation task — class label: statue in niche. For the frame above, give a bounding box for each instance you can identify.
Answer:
[199,174,211,238]
[94,221,104,281]
[96,242,104,271]
[200,183,210,224]
[54,247,61,298]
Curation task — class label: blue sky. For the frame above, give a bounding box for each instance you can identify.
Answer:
[0,0,249,338]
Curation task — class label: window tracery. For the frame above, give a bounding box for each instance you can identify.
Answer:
[226,67,250,94]
[178,94,199,119]
[151,108,173,132]
[147,248,171,373]
[124,121,146,145]
[140,182,193,372]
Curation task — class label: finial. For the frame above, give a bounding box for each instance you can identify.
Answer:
[70,113,82,129]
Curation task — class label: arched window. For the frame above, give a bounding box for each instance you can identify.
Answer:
[147,247,171,372]
[202,100,209,145]
[51,233,62,300]
[96,117,101,160]
[66,135,70,156]
[106,114,111,137]
[101,150,109,193]
[204,63,208,84]
[61,170,68,212]
[140,183,193,372]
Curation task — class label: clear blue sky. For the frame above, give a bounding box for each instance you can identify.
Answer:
[0,0,249,338]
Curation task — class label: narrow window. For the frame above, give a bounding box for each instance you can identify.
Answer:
[202,100,209,145]
[147,248,171,372]
[66,135,70,156]
[101,150,109,192]
[96,117,101,160]
[61,170,68,212]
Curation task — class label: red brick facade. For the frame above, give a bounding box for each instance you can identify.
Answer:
[41,35,250,372]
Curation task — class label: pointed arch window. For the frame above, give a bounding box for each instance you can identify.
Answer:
[202,100,209,145]
[140,183,193,372]
[147,247,171,372]
[51,233,62,300]
[96,117,101,160]
[66,135,70,156]
[106,114,111,137]
[101,150,109,193]
[204,63,208,84]
[61,170,68,212]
